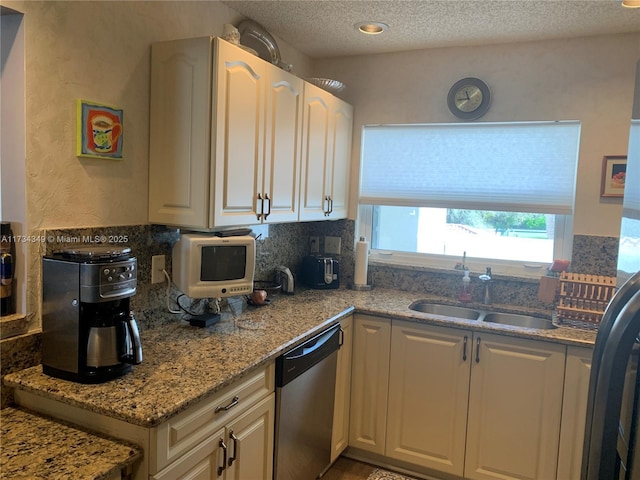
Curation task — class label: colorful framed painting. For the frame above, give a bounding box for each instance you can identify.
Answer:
[76,100,123,159]
[600,155,627,198]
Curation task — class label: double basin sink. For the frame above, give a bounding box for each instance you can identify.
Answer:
[408,301,556,330]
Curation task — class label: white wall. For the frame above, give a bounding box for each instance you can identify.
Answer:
[1,9,27,313]
[3,0,312,232]
[314,33,640,238]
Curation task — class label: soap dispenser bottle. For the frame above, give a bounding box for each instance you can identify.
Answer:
[459,269,472,303]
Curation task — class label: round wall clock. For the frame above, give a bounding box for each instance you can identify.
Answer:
[447,77,491,120]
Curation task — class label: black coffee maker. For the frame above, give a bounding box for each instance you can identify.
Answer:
[42,245,142,383]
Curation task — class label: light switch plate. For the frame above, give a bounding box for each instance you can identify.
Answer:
[151,255,166,284]
[325,236,341,254]
[310,236,320,254]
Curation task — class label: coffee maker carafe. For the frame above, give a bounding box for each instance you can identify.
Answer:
[84,301,142,369]
[42,246,142,383]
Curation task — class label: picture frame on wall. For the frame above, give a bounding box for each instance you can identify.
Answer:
[600,155,627,198]
[76,99,123,160]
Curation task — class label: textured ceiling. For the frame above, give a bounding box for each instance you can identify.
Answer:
[223,0,640,58]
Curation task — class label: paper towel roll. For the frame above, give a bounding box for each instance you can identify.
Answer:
[354,237,369,286]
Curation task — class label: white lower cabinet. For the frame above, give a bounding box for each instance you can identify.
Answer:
[464,333,566,480]
[151,430,223,480]
[349,314,391,455]
[386,321,471,476]
[557,346,593,480]
[349,316,570,480]
[150,363,274,477]
[331,315,354,462]
[152,394,275,480]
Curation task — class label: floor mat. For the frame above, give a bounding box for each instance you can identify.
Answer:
[366,468,418,480]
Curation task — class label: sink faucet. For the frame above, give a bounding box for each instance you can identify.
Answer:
[479,267,493,305]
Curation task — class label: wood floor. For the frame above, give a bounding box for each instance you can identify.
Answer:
[322,457,377,480]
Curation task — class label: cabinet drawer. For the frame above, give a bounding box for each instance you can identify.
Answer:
[150,362,275,474]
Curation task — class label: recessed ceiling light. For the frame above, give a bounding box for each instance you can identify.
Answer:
[355,22,389,35]
[622,0,640,7]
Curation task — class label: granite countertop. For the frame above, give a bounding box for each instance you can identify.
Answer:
[4,287,597,429]
[0,407,142,479]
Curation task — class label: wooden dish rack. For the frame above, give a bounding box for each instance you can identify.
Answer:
[556,272,616,328]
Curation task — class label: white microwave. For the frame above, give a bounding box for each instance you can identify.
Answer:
[172,234,255,298]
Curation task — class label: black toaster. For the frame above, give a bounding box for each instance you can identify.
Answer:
[299,255,340,289]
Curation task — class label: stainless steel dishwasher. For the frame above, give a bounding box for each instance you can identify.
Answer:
[274,323,342,480]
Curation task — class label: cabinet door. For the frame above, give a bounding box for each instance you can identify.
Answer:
[151,428,225,480]
[326,99,353,219]
[349,314,391,455]
[386,321,471,476]
[557,346,593,480]
[465,333,566,480]
[213,38,266,227]
[149,37,212,229]
[299,82,332,221]
[331,315,353,462]
[225,393,275,480]
[262,68,303,223]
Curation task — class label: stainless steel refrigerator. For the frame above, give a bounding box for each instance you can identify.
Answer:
[581,59,640,480]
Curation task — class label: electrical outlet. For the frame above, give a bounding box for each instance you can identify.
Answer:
[325,236,341,254]
[151,255,166,284]
[310,236,320,253]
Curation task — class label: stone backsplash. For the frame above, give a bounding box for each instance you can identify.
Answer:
[11,224,624,326]
[366,233,621,310]
[33,220,617,316]
[35,222,352,327]
[0,222,620,409]
[571,234,619,277]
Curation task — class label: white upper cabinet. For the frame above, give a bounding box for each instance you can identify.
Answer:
[261,67,304,224]
[213,40,304,226]
[149,37,212,229]
[149,37,350,230]
[212,39,267,227]
[299,82,353,221]
[328,99,353,219]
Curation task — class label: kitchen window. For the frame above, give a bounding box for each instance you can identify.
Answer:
[358,121,581,277]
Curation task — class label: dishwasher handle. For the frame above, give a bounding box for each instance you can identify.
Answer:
[283,325,340,361]
[276,323,341,387]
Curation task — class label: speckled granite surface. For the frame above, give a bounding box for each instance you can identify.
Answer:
[1,329,41,409]
[4,287,596,430]
[1,407,142,479]
[571,234,619,277]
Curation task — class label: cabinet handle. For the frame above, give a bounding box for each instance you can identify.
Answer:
[324,195,331,216]
[218,438,227,476]
[339,328,344,347]
[475,337,481,363]
[463,335,468,362]
[263,193,271,219]
[328,196,334,215]
[256,193,263,221]
[215,395,239,413]
[228,430,238,466]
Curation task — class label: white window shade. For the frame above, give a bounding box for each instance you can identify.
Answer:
[360,121,581,214]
